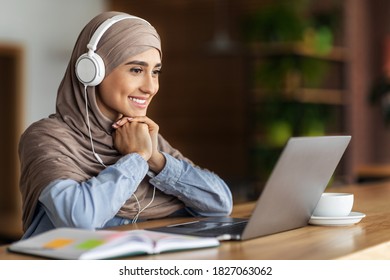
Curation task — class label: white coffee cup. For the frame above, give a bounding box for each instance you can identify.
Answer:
[312,192,354,217]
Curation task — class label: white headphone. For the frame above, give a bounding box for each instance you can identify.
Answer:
[75,14,151,86]
[78,14,151,165]
[76,14,156,222]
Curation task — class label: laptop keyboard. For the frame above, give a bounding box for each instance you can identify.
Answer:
[196,221,248,236]
[147,218,249,240]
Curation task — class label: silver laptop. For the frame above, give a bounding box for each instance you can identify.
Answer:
[148,136,351,241]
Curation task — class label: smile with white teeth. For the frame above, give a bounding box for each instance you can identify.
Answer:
[129,97,147,105]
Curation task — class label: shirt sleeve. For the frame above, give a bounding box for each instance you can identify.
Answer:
[149,152,233,216]
[38,153,148,229]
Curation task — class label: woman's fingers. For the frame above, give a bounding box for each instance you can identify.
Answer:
[112,117,132,129]
[126,116,157,130]
[113,121,152,160]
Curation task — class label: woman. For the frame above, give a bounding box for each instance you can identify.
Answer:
[19,11,232,239]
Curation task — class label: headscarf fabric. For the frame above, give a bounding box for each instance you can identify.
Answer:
[19,11,184,231]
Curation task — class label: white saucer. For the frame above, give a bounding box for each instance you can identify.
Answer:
[309,211,366,226]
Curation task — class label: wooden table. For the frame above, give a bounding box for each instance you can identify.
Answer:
[2,181,390,260]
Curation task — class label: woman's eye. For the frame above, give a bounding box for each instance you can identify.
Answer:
[130,67,143,74]
[152,69,162,77]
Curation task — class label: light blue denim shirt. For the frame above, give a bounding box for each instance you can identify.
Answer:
[22,152,233,239]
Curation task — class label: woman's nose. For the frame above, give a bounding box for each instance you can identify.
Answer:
[140,75,158,94]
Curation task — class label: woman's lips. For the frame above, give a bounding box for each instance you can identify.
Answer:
[129,96,148,108]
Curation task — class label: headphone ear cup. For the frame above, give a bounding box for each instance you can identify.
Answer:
[75,52,105,86]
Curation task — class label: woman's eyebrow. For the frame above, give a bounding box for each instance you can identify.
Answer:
[125,60,162,68]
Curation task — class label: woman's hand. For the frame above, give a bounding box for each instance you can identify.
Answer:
[112,116,166,172]
[112,118,152,161]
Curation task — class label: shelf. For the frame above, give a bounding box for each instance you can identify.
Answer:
[252,88,346,105]
[290,88,345,105]
[249,42,347,62]
[356,164,390,182]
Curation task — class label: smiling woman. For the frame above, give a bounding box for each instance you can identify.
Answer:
[17,11,233,239]
[96,49,162,120]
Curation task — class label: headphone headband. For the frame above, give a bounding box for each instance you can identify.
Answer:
[87,14,151,53]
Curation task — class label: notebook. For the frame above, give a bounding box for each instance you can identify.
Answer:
[8,228,220,260]
[148,136,351,241]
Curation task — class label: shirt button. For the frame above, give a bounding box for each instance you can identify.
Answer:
[123,220,130,225]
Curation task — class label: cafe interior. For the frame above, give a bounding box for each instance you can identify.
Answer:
[1,0,390,252]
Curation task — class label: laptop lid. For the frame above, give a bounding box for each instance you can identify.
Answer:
[149,136,351,240]
[241,135,351,240]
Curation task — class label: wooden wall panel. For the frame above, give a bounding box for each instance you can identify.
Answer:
[0,44,24,240]
[109,0,250,183]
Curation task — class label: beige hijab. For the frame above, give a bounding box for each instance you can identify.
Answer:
[18,11,184,231]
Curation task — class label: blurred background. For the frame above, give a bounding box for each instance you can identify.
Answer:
[1,0,390,242]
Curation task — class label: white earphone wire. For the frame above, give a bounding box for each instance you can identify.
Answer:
[132,186,156,224]
[83,85,154,223]
[84,85,106,167]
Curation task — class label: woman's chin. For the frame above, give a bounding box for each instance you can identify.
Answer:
[127,109,148,117]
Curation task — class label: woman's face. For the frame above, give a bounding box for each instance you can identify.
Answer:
[96,48,162,121]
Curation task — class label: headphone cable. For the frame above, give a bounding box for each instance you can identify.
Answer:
[83,85,155,223]
[84,85,106,167]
